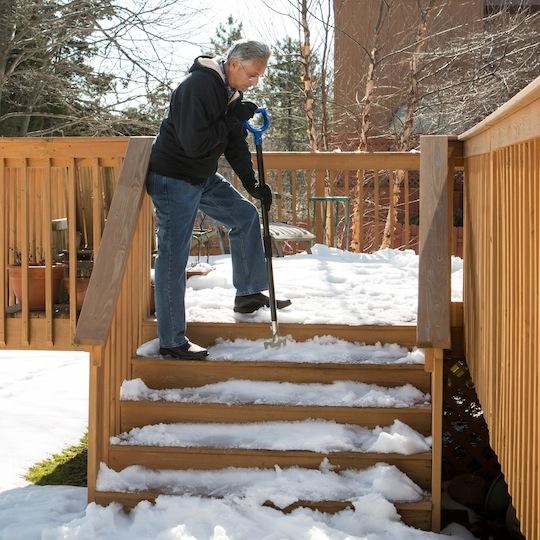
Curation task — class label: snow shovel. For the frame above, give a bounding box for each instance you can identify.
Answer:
[244,108,286,349]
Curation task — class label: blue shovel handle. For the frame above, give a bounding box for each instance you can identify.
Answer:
[243,108,271,145]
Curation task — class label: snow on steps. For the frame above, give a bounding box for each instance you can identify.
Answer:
[118,378,432,434]
[107,445,432,491]
[94,463,433,530]
[103,332,435,530]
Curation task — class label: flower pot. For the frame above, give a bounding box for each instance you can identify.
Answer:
[8,265,64,311]
[63,277,90,312]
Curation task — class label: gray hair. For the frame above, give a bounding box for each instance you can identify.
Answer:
[226,40,271,63]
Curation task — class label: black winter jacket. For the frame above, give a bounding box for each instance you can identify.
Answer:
[149,56,257,189]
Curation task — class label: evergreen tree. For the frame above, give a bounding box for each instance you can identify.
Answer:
[205,15,243,57]
[247,37,322,151]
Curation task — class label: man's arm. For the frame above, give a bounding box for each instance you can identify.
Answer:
[224,121,257,189]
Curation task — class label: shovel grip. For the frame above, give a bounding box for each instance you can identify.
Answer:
[243,108,270,145]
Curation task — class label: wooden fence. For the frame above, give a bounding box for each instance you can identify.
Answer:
[227,152,463,255]
[460,76,540,540]
[0,138,126,349]
[2,142,444,348]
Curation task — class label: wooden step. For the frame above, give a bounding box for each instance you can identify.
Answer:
[93,490,432,530]
[131,357,431,394]
[119,401,432,435]
[142,320,418,347]
[108,445,432,489]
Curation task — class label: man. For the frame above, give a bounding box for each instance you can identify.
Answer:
[146,40,291,360]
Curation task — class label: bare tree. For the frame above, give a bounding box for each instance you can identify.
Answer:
[299,0,320,152]
[380,0,435,249]
[0,0,201,136]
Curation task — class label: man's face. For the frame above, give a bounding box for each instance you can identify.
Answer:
[227,57,267,92]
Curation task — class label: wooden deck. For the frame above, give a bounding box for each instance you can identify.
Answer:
[1,134,465,534]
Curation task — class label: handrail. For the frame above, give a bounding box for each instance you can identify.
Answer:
[75,137,153,346]
[253,151,420,170]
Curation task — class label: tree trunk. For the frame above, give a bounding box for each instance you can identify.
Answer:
[351,0,387,252]
[299,0,318,153]
[380,1,433,250]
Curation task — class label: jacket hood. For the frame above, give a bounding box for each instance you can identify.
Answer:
[189,56,241,103]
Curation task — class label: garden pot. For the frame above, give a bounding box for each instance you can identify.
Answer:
[63,277,90,312]
[8,265,64,311]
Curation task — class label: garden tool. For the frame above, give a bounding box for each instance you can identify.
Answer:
[244,108,286,349]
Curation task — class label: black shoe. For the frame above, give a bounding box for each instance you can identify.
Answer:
[234,292,292,314]
[159,341,209,360]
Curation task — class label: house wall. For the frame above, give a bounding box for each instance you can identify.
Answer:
[332,0,484,148]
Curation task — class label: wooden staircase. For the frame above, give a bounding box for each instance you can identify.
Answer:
[68,137,458,535]
[93,321,436,531]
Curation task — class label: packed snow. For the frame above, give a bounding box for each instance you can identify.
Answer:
[96,462,425,505]
[137,335,426,364]
[0,486,477,540]
[111,419,432,454]
[173,245,464,325]
[120,378,431,408]
[0,350,89,491]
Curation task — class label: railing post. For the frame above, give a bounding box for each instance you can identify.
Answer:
[417,135,451,349]
[418,135,454,533]
[424,347,443,532]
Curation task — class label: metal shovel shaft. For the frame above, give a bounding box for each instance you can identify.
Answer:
[254,143,279,330]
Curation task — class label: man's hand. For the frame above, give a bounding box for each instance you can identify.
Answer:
[246,183,272,212]
[229,100,259,122]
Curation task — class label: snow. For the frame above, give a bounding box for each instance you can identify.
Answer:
[0,247,473,540]
[137,336,426,364]
[111,419,432,454]
[96,462,425,505]
[0,486,476,540]
[176,245,464,325]
[120,378,431,408]
[0,350,89,491]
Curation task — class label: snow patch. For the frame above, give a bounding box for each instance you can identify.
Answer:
[96,462,425,506]
[176,247,464,326]
[120,378,431,408]
[137,336,425,365]
[110,419,432,454]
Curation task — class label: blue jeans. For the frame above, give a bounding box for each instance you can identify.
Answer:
[146,171,268,347]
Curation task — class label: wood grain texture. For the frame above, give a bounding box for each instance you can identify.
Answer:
[0,159,5,346]
[252,151,420,170]
[119,401,432,434]
[464,135,540,540]
[76,137,153,345]
[141,320,419,347]
[131,358,431,393]
[429,348,443,532]
[417,136,451,348]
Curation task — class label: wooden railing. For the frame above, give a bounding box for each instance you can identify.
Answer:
[227,152,426,252]
[0,137,127,349]
[459,76,540,540]
[75,137,154,498]
[2,144,443,349]
[416,135,463,531]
